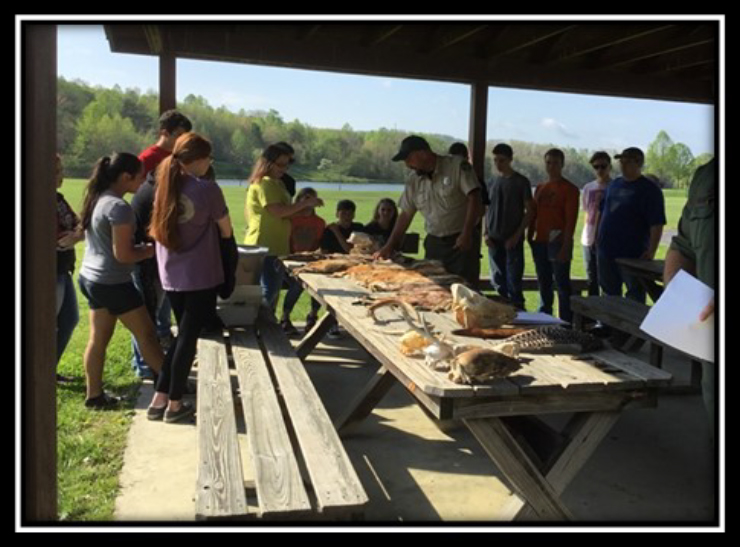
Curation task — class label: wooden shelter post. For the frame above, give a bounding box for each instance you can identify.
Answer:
[159,52,176,114]
[468,80,489,182]
[23,23,58,522]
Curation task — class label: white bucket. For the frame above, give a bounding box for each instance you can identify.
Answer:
[217,285,262,327]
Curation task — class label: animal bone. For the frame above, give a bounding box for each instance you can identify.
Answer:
[451,283,517,328]
[347,232,380,255]
[367,298,455,369]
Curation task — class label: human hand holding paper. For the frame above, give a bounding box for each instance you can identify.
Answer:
[639,269,714,363]
[699,298,715,323]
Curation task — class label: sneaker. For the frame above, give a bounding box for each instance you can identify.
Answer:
[327,325,342,339]
[164,401,195,424]
[146,405,166,421]
[281,319,299,336]
[84,392,122,411]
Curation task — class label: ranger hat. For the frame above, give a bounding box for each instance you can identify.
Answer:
[392,135,431,161]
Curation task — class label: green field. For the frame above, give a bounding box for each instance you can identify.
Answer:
[55,178,687,520]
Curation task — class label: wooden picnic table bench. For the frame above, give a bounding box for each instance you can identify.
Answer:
[195,315,368,521]
[284,261,673,521]
[615,258,666,302]
[478,276,591,295]
[570,295,702,391]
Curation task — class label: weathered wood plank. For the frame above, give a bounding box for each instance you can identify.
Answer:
[464,417,574,521]
[452,390,655,419]
[229,328,312,517]
[259,321,369,514]
[297,271,517,398]
[588,349,673,386]
[295,311,336,361]
[195,335,248,520]
[291,268,668,399]
[497,412,621,520]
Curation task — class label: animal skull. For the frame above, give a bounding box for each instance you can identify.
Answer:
[369,298,522,384]
[451,283,517,328]
[447,347,522,384]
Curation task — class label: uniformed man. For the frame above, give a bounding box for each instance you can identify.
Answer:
[664,157,717,434]
[375,135,483,286]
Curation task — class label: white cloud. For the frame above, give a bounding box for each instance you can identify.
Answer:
[541,117,579,139]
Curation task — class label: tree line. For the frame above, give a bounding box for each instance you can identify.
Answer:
[58,77,712,188]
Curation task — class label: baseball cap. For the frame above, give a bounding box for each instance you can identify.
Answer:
[392,135,431,162]
[615,147,645,163]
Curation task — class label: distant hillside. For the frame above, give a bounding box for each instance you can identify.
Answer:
[57,77,711,188]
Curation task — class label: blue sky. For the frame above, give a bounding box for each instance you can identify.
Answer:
[57,24,715,157]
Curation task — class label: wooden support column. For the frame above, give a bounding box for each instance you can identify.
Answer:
[23,23,58,522]
[468,80,489,182]
[159,51,176,114]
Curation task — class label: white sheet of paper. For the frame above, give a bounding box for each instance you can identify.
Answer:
[512,312,567,326]
[639,269,714,362]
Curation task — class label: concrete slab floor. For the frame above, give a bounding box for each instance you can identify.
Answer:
[114,332,719,527]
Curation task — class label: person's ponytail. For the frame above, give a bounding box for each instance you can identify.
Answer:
[150,132,212,251]
[80,153,140,229]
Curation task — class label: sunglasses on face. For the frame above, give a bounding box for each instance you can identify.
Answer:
[592,164,609,170]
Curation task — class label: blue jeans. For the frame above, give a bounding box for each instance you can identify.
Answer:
[487,237,525,309]
[261,256,285,311]
[530,241,573,323]
[597,250,646,304]
[56,272,79,365]
[582,244,600,296]
[282,275,321,321]
[131,268,172,379]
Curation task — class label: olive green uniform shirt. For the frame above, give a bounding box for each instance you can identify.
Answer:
[398,155,481,237]
[670,158,716,289]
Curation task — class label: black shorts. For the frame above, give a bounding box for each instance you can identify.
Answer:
[78,275,143,316]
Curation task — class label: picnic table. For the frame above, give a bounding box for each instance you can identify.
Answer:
[283,260,673,521]
[615,258,665,302]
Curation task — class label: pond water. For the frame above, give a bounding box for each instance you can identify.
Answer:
[219,180,406,193]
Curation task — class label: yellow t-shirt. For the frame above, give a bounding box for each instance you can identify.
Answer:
[244,176,291,256]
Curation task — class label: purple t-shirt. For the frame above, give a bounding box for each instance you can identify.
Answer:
[580,180,609,246]
[156,175,229,291]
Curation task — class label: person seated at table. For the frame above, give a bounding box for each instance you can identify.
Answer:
[280,187,326,336]
[363,198,398,248]
[320,199,364,254]
[596,147,666,304]
[320,199,363,338]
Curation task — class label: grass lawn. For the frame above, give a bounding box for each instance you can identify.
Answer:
[55,178,687,521]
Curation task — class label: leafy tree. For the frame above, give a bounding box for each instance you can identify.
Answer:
[645,130,696,188]
[56,77,709,187]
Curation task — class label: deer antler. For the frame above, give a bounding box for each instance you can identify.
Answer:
[367,298,441,344]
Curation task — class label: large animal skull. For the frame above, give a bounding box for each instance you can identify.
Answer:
[451,283,517,329]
